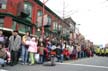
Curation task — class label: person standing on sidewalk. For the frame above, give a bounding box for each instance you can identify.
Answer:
[0,30,6,47]
[21,31,31,65]
[71,46,78,60]
[26,37,38,65]
[8,30,21,66]
[55,43,63,63]
[38,42,44,64]
[0,42,7,67]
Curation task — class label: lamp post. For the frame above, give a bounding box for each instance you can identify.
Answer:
[41,0,49,39]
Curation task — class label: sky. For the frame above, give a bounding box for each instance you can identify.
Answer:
[41,0,108,45]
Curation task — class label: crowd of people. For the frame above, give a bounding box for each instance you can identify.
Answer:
[0,30,94,67]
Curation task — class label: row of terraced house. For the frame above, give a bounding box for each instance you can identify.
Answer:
[0,0,76,40]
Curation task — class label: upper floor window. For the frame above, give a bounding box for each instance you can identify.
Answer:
[53,21,58,30]
[47,16,51,25]
[37,10,42,17]
[24,2,32,20]
[0,0,7,9]
[37,10,42,27]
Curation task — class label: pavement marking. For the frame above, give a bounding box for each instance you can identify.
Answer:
[0,69,8,71]
[58,63,108,69]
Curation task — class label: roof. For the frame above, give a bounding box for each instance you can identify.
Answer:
[63,20,70,27]
[64,17,76,26]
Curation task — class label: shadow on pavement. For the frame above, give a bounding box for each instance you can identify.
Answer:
[43,62,56,67]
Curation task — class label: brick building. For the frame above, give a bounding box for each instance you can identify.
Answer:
[0,0,64,37]
[64,17,76,40]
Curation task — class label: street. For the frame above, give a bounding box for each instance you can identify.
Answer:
[0,56,108,71]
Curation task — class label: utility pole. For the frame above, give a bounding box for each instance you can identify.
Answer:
[62,0,65,36]
[41,0,49,39]
[63,0,65,19]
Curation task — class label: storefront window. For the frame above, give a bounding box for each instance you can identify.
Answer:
[25,26,32,33]
[36,27,41,37]
[24,2,32,21]
[58,25,61,31]
[0,18,3,27]
[12,21,17,30]
[0,0,7,9]
[19,24,32,33]
[19,24,26,32]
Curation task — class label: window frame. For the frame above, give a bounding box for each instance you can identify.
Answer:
[24,1,32,21]
[0,0,7,9]
[12,21,17,30]
[36,10,43,26]
[53,21,58,30]
[0,18,4,27]
[47,16,52,25]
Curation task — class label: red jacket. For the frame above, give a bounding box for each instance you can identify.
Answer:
[63,49,70,56]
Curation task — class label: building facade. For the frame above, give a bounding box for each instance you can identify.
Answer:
[64,17,76,41]
[0,0,64,37]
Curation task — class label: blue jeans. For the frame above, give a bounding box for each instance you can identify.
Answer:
[0,58,5,65]
[78,51,82,58]
[57,54,64,63]
[78,51,84,58]
[84,51,87,57]
[60,54,64,63]
[21,45,28,63]
[39,55,44,64]
[81,51,84,58]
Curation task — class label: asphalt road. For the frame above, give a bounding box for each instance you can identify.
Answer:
[0,56,108,71]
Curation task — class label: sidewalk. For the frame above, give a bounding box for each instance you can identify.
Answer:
[63,57,94,63]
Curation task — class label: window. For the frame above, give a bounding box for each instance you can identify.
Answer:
[24,2,32,21]
[19,24,32,33]
[36,27,41,37]
[19,24,26,32]
[25,26,32,33]
[53,22,55,30]
[36,10,42,27]
[0,0,7,9]
[37,10,42,16]
[58,25,62,31]
[55,22,58,30]
[0,18,4,27]
[53,22,58,30]
[47,16,51,25]
[12,21,17,30]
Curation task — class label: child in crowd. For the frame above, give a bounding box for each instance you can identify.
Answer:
[5,48,11,64]
[38,42,44,64]
[0,42,7,67]
[26,37,38,65]
[56,44,63,63]
[71,46,78,60]
[63,47,70,60]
